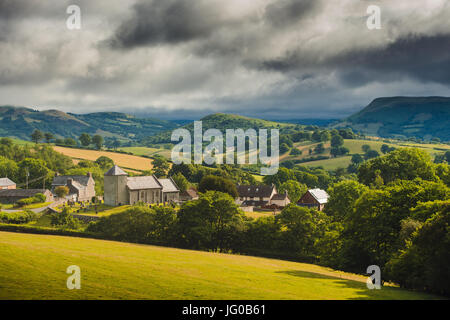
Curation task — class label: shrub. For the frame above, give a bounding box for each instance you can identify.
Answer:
[33,193,46,203]
[0,210,40,224]
[17,197,36,207]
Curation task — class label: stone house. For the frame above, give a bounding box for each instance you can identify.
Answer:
[51,173,96,202]
[0,178,16,190]
[236,184,277,207]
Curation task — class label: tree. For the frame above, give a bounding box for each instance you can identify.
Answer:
[358,148,438,186]
[279,180,307,204]
[381,144,390,154]
[44,132,54,144]
[92,135,103,150]
[95,156,114,170]
[18,158,50,189]
[325,180,369,222]
[362,144,371,153]
[198,175,238,198]
[31,130,44,144]
[152,155,170,178]
[55,186,69,198]
[64,138,77,146]
[290,148,302,156]
[79,133,92,147]
[171,172,189,192]
[176,191,245,251]
[364,150,380,160]
[351,154,364,164]
[331,135,344,148]
[385,205,450,296]
[276,205,330,261]
[314,143,325,154]
[0,156,19,182]
[280,143,290,154]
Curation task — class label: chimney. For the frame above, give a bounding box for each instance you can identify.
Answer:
[67,178,73,187]
[55,172,59,177]
[87,172,93,178]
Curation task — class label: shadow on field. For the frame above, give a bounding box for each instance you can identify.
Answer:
[276,270,377,300]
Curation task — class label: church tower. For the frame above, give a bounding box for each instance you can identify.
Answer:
[104,165,128,206]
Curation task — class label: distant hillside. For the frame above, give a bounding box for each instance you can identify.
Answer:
[337,97,450,141]
[0,106,179,141]
[143,113,296,145]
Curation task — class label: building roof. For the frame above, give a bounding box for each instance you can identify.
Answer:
[308,188,329,204]
[272,193,289,200]
[0,189,49,198]
[0,177,16,187]
[237,185,275,198]
[52,175,91,187]
[105,165,128,176]
[127,176,162,190]
[159,178,179,193]
[180,188,198,199]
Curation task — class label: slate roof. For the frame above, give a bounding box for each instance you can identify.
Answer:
[159,178,179,193]
[0,189,49,197]
[272,193,289,200]
[237,185,275,198]
[180,188,198,199]
[0,178,16,187]
[105,165,128,176]
[52,175,91,187]
[308,189,329,204]
[127,176,162,190]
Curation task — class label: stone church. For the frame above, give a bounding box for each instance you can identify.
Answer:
[104,165,180,206]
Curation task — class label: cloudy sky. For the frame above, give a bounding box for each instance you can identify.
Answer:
[0,0,449,119]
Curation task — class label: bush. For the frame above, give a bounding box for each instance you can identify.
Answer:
[50,208,82,230]
[0,210,40,224]
[17,197,36,207]
[33,193,47,203]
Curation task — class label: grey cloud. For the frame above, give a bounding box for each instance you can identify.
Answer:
[264,0,318,27]
[109,0,229,48]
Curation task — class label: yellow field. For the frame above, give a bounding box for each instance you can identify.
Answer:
[53,146,153,171]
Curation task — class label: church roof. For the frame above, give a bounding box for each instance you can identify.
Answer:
[127,176,162,190]
[105,165,128,176]
[159,178,179,193]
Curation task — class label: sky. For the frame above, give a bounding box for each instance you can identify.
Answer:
[0,0,449,120]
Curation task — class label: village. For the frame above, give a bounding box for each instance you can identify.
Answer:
[0,165,329,215]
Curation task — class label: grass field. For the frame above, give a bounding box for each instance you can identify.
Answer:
[119,146,172,159]
[0,232,442,300]
[53,146,153,172]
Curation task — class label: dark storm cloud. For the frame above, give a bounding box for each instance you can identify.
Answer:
[258,33,450,86]
[109,0,228,48]
[334,34,450,85]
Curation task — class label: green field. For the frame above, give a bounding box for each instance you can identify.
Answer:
[0,232,442,300]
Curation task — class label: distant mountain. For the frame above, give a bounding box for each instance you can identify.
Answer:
[0,106,179,141]
[336,97,450,141]
[142,113,296,145]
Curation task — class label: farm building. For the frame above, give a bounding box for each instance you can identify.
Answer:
[0,178,16,190]
[179,188,199,202]
[51,173,96,202]
[297,189,329,211]
[104,165,180,206]
[0,189,53,204]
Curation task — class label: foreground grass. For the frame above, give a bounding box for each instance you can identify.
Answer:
[0,232,442,300]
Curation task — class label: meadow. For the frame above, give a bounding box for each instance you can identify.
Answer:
[0,231,442,300]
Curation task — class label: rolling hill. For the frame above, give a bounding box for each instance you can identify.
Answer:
[0,231,441,300]
[142,113,296,145]
[337,97,450,141]
[0,106,180,141]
